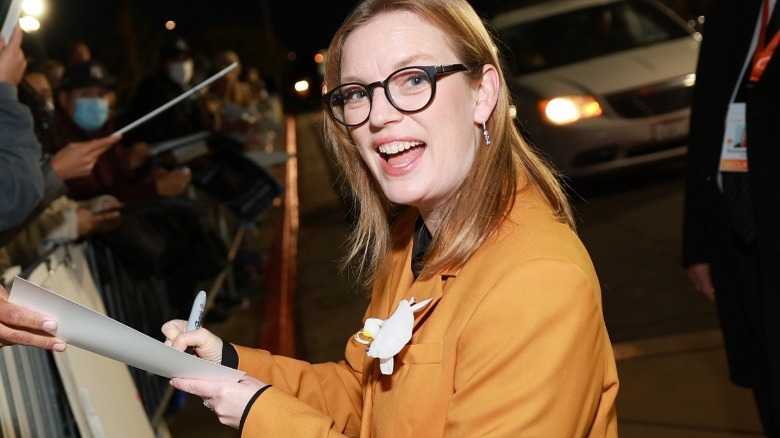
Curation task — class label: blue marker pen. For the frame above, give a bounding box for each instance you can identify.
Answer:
[185,290,207,353]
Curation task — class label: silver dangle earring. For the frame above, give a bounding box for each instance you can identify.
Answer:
[482,118,491,145]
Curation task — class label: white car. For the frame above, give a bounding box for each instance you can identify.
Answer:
[491,0,701,177]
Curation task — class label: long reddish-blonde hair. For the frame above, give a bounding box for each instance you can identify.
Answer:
[321,0,573,289]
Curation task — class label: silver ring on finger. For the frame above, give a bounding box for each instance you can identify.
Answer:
[203,399,214,411]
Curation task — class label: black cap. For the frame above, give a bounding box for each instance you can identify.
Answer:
[160,36,191,62]
[59,60,116,91]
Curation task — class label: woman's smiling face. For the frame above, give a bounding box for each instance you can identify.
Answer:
[341,10,480,229]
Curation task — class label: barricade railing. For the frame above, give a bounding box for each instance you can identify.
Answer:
[1,242,159,437]
[0,202,272,436]
[0,128,288,436]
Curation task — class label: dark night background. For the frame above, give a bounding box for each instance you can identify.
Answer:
[21,0,711,111]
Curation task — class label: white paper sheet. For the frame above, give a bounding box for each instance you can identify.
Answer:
[9,277,244,382]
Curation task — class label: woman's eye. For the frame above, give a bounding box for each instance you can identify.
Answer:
[408,74,426,86]
[345,88,368,101]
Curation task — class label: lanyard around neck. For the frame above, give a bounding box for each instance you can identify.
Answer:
[751,0,780,81]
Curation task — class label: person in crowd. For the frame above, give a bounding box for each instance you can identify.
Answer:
[163,0,619,435]
[243,66,282,151]
[117,36,210,146]
[54,59,192,202]
[54,60,226,320]
[0,27,44,231]
[0,51,117,248]
[202,50,264,150]
[191,53,212,89]
[20,60,119,177]
[42,59,64,90]
[66,40,91,66]
[0,61,122,248]
[20,61,56,148]
[0,194,121,272]
[683,0,780,435]
[0,27,67,352]
[2,61,122,269]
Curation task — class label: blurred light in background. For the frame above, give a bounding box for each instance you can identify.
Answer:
[540,96,602,125]
[19,0,44,32]
[21,0,44,16]
[19,15,40,32]
[165,20,176,30]
[294,80,310,95]
[315,49,327,77]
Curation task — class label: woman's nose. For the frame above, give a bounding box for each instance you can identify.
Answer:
[368,88,403,126]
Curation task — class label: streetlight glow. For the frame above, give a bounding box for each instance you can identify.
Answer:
[21,0,44,17]
[19,16,40,32]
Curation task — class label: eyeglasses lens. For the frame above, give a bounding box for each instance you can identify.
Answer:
[329,67,434,126]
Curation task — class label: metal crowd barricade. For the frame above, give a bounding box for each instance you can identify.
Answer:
[1,243,157,437]
[0,218,253,436]
[0,140,286,436]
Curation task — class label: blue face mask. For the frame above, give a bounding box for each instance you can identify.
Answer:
[72,97,109,132]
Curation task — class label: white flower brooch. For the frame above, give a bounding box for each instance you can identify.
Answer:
[354,297,432,375]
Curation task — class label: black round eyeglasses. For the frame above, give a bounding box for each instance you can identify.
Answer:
[322,64,468,127]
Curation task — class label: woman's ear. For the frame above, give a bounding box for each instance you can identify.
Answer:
[473,64,499,124]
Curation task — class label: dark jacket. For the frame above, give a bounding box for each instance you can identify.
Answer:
[0,82,44,230]
[682,0,780,425]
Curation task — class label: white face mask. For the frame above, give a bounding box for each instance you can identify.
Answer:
[167,60,194,86]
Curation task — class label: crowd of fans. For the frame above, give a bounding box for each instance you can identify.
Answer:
[0,30,284,328]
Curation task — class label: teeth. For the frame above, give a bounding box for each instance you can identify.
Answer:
[378,141,423,155]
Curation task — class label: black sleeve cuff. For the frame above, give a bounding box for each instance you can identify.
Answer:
[221,341,239,369]
[239,385,272,432]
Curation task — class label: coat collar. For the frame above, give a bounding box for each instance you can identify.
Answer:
[379,209,458,323]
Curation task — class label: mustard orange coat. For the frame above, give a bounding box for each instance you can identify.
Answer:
[235,185,619,437]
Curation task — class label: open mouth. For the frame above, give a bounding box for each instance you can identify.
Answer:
[378,141,426,168]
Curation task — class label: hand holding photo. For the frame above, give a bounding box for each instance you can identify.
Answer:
[8,277,243,382]
[0,0,22,43]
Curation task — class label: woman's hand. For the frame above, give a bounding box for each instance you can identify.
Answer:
[161,319,223,363]
[0,285,65,351]
[169,375,269,429]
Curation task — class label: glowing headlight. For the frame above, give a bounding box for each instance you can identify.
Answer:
[540,96,602,125]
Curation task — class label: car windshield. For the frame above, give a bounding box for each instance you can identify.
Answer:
[496,0,691,75]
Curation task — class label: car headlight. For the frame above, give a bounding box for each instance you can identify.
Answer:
[539,95,602,125]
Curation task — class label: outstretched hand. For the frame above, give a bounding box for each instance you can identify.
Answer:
[0,284,66,351]
[50,135,122,181]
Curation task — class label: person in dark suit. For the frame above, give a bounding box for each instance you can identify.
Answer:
[683,0,780,435]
